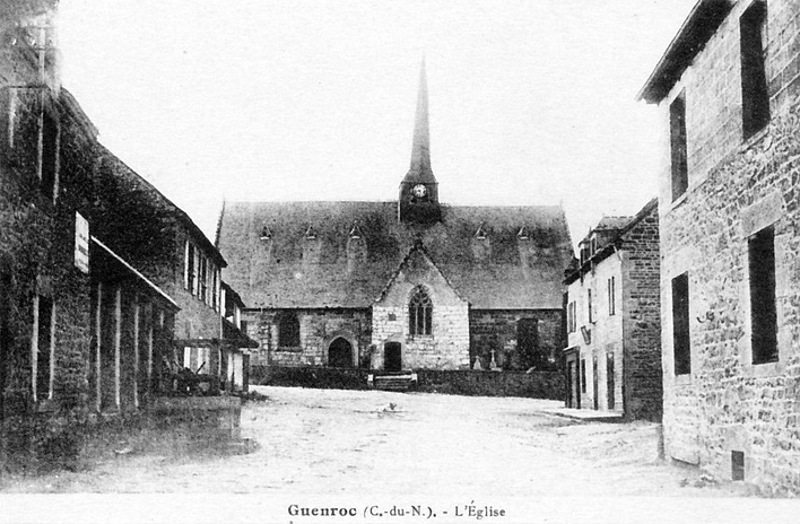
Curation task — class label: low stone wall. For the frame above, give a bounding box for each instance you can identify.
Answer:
[416,369,564,400]
[252,365,565,399]
[0,396,246,474]
[251,366,372,391]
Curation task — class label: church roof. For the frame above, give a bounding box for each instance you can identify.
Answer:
[217,201,572,310]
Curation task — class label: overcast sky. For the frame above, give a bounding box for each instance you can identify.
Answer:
[57,0,697,247]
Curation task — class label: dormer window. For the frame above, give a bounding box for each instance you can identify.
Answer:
[517,226,529,240]
[304,226,317,240]
[579,243,589,265]
[474,224,488,240]
[348,222,363,239]
[260,226,271,240]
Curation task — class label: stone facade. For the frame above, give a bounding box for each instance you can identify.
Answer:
[246,308,371,368]
[564,200,661,421]
[641,0,800,491]
[372,248,470,370]
[0,3,251,467]
[469,309,562,371]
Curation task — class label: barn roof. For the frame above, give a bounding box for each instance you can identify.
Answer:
[217,201,572,310]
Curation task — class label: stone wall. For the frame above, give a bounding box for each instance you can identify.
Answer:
[469,309,562,371]
[416,369,564,400]
[565,202,661,421]
[657,0,800,492]
[245,308,371,368]
[619,206,662,421]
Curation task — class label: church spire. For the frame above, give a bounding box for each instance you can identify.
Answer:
[404,58,436,183]
[398,58,441,224]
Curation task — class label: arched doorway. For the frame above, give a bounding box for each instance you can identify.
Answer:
[328,337,353,368]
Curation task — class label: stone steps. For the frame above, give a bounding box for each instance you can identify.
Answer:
[370,373,417,392]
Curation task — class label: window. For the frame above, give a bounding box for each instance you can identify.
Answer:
[672,273,691,375]
[567,301,577,333]
[185,241,195,293]
[608,277,616,316]
[749,225,777,364]
[33,295,54,400]
[40,111,58,200]
[199,255,207,302]
[278,311,300,347]
[579,244,589,265]
[732,451,745,481]
[670,91,688,201]
[741,1,769,140]
[183,347,211,374]
[517,318,542,369]
[211,266,218,310]
[409,286,432,336]
[587,289,593,323]
[590,237,597,256]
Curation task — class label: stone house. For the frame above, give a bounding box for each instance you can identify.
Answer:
[0,2,251,465]
[221,282,252,392]
[217,62,573,377]
[0,5,179,463]
[563,199,662,421]
[88,142,254,394]
[639,0,800,491]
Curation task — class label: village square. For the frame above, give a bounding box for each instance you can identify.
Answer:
[2,0,800,521]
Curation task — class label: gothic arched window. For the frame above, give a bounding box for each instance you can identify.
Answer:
[278,311,300,347]
[409,286,432,336]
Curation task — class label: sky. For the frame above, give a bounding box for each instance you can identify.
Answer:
[56,0,698,247]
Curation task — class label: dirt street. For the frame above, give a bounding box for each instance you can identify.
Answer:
[1,386,746,496]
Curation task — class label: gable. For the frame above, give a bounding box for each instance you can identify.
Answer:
[376,244,465,307]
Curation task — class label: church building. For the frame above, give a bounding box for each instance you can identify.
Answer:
[216,63,573,374]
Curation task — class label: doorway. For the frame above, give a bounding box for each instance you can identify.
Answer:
[565,350,580,409]
[384,342,402,372]
[606,352,616,410]
[328,337,353,368]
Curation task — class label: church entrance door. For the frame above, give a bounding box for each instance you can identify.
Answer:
[328,338,353,368]
[384,342,401,372]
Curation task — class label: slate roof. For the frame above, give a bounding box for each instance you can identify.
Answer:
[217,201,573,310]
[594,216,632,231]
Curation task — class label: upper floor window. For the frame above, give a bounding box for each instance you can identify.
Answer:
[587,289,593,323]
[278,311,300,347]
[670,91,688,201]
[409,286,432,336]
[40,110,58,200]
[740,1,769,140]
[608,276,616,316]
[749,225,777,364]
[198,256,207,302]
[567,301,577,333]
[184,240,195,293]
[1,88,59,201]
